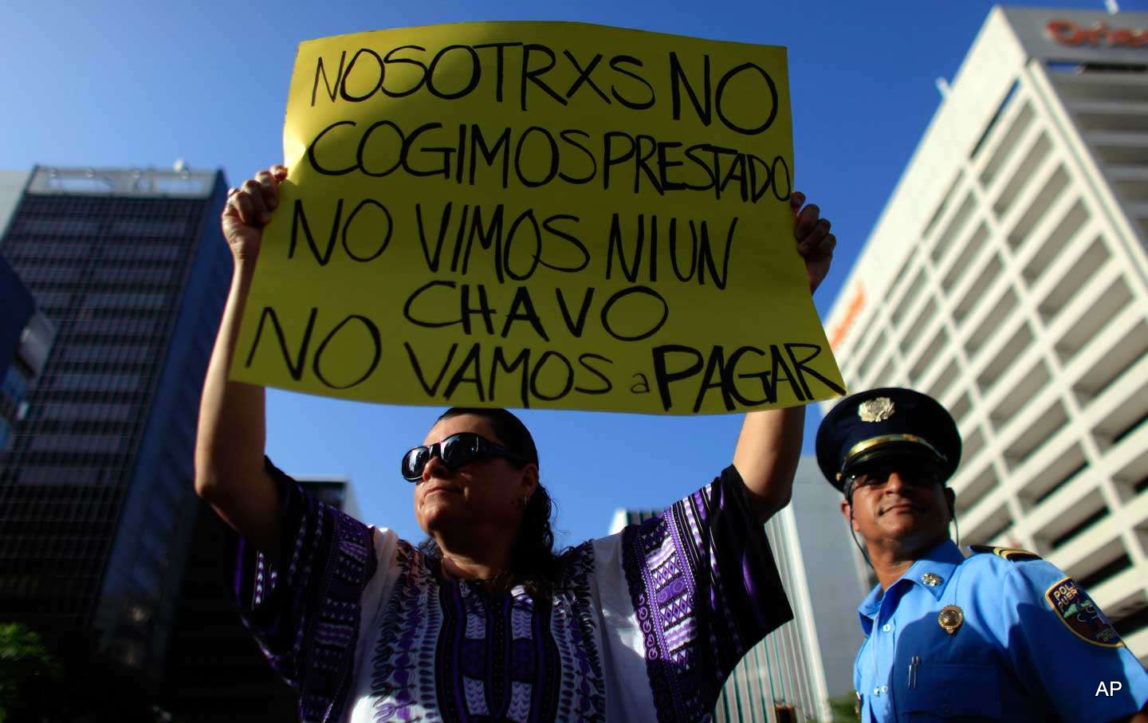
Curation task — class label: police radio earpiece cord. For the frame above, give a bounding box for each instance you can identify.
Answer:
[844,479,874,570]
[950,499,961,550]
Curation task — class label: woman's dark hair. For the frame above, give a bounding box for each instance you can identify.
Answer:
[416,407,563,596]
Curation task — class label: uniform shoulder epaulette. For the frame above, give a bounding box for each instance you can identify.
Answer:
[969,545,1041,562]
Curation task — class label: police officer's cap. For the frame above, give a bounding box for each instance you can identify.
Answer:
[816,387,961,493]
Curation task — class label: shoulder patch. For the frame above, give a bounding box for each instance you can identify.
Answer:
[969,545,1040,562]
[1044,577,1123,648]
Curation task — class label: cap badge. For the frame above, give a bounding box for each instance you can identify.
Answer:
[938,605,964,635]
[921,572,943,587]
[858,397,895,423]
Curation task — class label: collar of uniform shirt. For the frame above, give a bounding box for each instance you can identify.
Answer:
[858,539,965,626]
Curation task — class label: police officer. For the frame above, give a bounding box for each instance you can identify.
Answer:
[816,387,1148,722]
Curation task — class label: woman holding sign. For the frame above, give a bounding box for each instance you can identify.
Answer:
[196,165,836,722]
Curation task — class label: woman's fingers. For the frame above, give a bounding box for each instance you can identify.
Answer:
[794,203,822,244]
[223,166,286,227]
[240,179,270,224]
[228,186,253,226]
[786,191,837,292]
[802,218,831,253]
[819,231,837,257]
[790,191,806,215]
[254,169,279,217]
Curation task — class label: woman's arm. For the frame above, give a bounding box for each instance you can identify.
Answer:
[734,194,835,521]
[194,166,287,557]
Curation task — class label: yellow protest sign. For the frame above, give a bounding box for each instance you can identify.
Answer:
[232,21,845,414]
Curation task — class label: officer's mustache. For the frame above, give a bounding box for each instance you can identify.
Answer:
[878,497,926,515]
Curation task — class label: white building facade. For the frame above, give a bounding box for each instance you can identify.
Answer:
[823,6,1148,663]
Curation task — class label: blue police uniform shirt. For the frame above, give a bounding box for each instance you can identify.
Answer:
[854,540,1148,721]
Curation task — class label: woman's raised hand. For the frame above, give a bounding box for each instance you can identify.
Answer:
[198,165,286,556]
[790,191,836,293]
[221,165,288,263]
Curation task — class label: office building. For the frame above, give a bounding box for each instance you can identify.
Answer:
[0,255,54,452]
[163,476,359,722]
[296,473,362,519]
[823,7,1148,663]
[0,171,40,452]
[610,458,866,722]
[0,165,231,686]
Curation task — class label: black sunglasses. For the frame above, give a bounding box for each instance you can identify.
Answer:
[401,432,523,482]
[844,464,942,499]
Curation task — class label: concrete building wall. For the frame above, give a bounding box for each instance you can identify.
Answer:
[823,6,1148,664]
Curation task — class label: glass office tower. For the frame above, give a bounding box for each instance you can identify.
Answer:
[0,165,231,684]
[0,255,46,451]
[162,477,358,721]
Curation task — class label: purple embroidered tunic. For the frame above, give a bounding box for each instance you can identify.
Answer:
[232,461,792,722]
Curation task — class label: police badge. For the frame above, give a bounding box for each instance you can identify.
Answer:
[858,397,894,423]
[938,605,964,635]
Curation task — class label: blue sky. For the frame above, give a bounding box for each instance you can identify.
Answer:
[4,0,1144,546]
